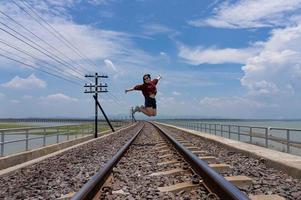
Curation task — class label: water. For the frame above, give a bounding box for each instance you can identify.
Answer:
[158,119,301,156]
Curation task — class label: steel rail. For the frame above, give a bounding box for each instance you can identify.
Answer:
[71,124,144,200]
[151,122,250,200]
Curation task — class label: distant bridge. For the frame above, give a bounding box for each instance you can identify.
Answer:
[0,118,126,124]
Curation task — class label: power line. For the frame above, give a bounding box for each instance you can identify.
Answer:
[0,52,82,86]
[15,0,99,71]
[0,39,85,83]
[0,21,86,82]
[0,10,90,77]
[0,46,35,64]
[105,92,125,107]
[0,2,124,107]
[0,25,86,83]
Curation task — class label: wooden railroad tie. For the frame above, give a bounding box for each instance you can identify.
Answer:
[158,182,200,193]
[156,142,167,145]
[158,154,174,159]
[157,156,218,166]
[179,142,191,145]
[249,195,285,200]
[156,146,169,151]
[198,156,217,163]
[157,159,181,166]
[158,175,252,193]
[158,149,171,154]
[185,146,200,151]
[209,164,231,173]
[191,150,207,154]
[150,168,189,176]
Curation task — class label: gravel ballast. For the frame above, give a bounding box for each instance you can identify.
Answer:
[2,121,300,200]
[0,123,142,200]
[101,123,209,200]
[161,124,301,200]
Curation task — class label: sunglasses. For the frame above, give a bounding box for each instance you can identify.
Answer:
[144,76,150,80]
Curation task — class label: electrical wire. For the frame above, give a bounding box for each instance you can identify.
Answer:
[0,22,86,82]
[0,25,86,83]
[0,10,90,77]
[105,93,125,107]
[16,0,98,71]
[0,1,126,110]
[0,52,82,86]
[0,39,85,82]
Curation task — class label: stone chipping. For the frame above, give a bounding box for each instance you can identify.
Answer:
[0,123,142,200]
[163,125,301,200]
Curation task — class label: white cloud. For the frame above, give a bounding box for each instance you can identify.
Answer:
[142,23,174,35]
[1,74,46,89]
[104,59,117,72]
[189,0,301,29]
[158,96,175,107]
[199,96,264,108]
[172,91,181,96]
[178,44,260,65]
[87,0,112,6]
[0,0,156,81]
[0,92,5,99]
[241,24,301,96]
[197,96,281,118]
[23,95,33,100]
[160,52,167,56]
[41,93,78,102]
[159,51,170,63]
[10,100,20,104]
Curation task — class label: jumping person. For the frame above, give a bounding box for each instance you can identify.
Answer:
[125,74,161,117]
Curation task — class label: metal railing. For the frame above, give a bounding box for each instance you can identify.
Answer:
[0,121,130,157]
[160,120,301,155]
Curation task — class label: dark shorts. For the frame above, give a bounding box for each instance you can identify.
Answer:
[145,97,157,109]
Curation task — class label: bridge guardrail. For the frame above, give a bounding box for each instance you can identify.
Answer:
[0,121,130,157]
[160,120,301,156]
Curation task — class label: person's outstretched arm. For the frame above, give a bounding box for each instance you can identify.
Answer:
[125,84,143,93]
[125,88,135,93]
[152,75,162,85]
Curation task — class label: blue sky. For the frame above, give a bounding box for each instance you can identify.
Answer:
[0,0,301,119]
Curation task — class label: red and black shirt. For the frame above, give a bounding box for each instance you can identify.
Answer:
[134,79,158,97]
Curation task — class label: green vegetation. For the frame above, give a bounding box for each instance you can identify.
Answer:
[0,123,33,129]
[53,123,110,135]
[0,122,127,135]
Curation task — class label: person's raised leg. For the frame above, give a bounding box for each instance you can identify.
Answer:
[140,107,154,117]
[153,109,157,116]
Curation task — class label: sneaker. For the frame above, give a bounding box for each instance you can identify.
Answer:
[132,106,140,114]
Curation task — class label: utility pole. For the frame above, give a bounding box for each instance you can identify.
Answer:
[84,73,109,138]
[131,107,136,123]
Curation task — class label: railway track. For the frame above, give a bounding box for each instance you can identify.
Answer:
[71,122,285,200]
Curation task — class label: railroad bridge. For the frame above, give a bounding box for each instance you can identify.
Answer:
[0,121,301,200]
